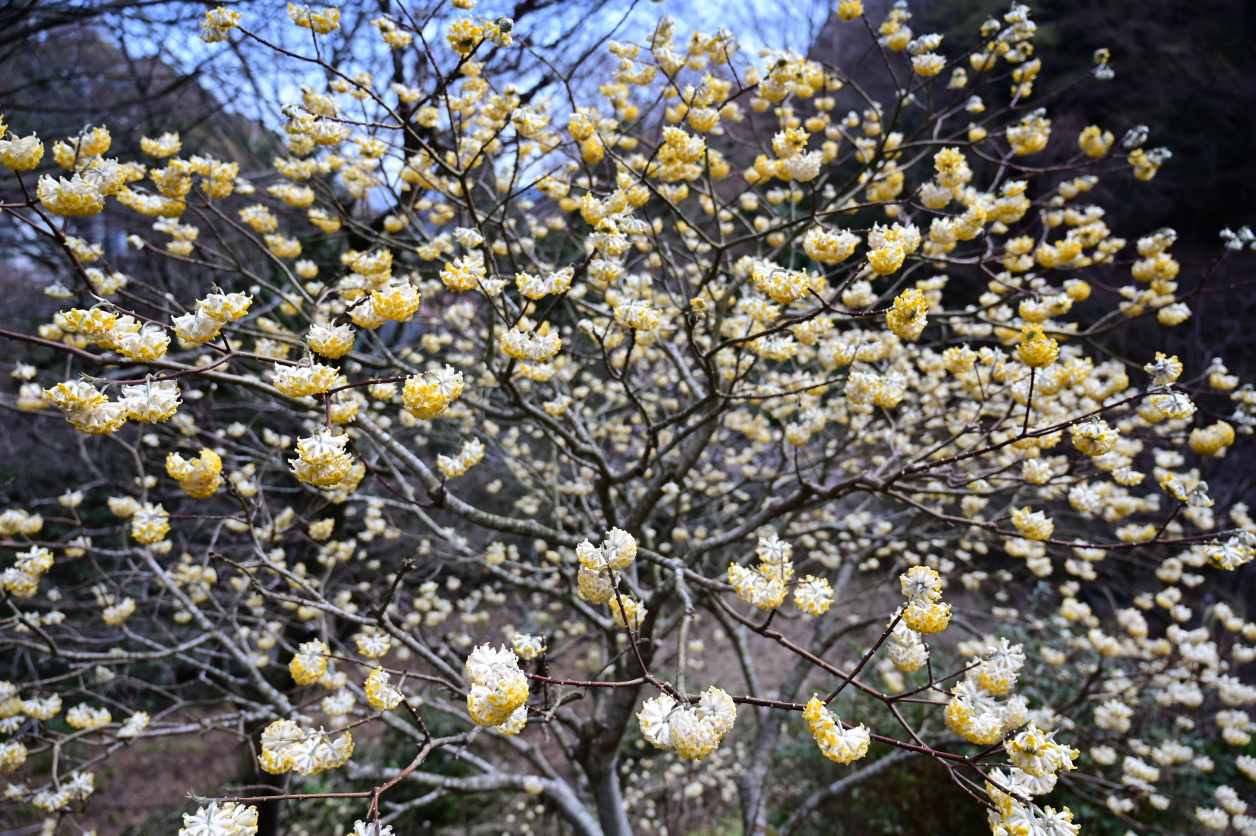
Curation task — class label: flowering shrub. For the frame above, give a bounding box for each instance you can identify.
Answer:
[1,2,1256,836]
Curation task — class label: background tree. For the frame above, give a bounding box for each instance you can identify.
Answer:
[1,3,1256,836]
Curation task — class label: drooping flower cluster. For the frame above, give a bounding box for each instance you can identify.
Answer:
[1,546,53,598]
[364,667,403,710]
[945,639,1031,746]
[257,719,353,776]
[166,448,223,498]
[437,437,486,478]
[727,534,794,610]
[172,291,252,345]
[898,566,951,634]
[179,802,260,836]
[637,687,737,760]
[803,696,870,764]
[576,527,638,605]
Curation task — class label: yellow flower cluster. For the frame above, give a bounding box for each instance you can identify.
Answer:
[944,639,1029,745]
[307,322,355,358]
[66,703,111,730]
[289,639,329,686]
[272,362,339,398]
[402,365,464,420]
[637,687,737,760]
[258,719,353,776]
[289,431,355,488]
[166,448,223,498]
[42,379,128,435]
[727,534,794,610]
[437,437,486,478]
[1004,723,1079,777]
[803,696,870,764]
[172,291,252,345]
[898,566,951,633]
[1,546,53,599]
[885,288,929,340]
[354,628,391,659]
[1017,324,1059,369]
[0,133,43,170]
[465,644,529,727]
[500,323,562,361]
[794,576,834,616]
[1011,507,1055,541]
[130,503,169,545]
[365,667,403,710]
[610,596,647,630]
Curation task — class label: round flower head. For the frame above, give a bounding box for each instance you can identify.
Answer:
[577,565,615,604]
[974,638,1026,695]
[117,712,150,739]
[886,288,929,340]
[695,687,737,736]
[365,667,403,710]
[115,325,170,361]
[465,644,528,727]
[258,719,305,773]
[946,695,1005,745]
[290,431,355,487]
[166,448,223,498]
[370,283,421,322]
[38,174,105,215]
[198,291,252,321]
[272,362,339,397]
[120,379,181,423]
[1017,324,1059,368]
[1011,507,1054,541]
[171,309,225,345]
[355,628,391,658]
[888,621,929,673]
[130,503,169,544]
[511,633,546,660]
[290,640,330,685]
[1005,723,1079,777]
[601,527,637,569]
[867,241,905,275]
[1190,421,1235,457]
[803,226,859,264]
[308,322,355,358]
[403,366,464,420]
[0,134,44,171]
[728,564,786,610]
[751,263,822,305]
[1148,388,1196,420]
[668,707,720,760]
[900,565,943,603]
[902,600,951,634]
[795,575,834,615]
[609,596,646,630]
[66,703,111,730]
[0,741,28,772]
[637,694,678,750]
[1071,418,1118,457]
[288,730,354,776]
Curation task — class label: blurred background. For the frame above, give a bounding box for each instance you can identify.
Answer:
[1,1,1254,833]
